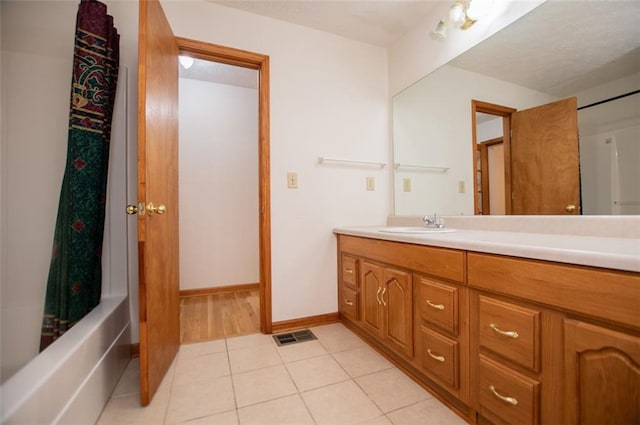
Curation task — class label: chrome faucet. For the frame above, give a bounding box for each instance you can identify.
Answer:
[422,213,445,228]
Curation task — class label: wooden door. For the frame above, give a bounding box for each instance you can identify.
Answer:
[510,97,580,214]
[383,268,413,358]
[137,0,180,406]
[361,261,383,336]
[564,320,640,424]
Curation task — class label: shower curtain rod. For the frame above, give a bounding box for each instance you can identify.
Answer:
[577,89,640,111]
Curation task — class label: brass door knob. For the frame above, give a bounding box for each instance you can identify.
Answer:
[126,204,138,215]
[566,204,576,212]
[147,202,166,215]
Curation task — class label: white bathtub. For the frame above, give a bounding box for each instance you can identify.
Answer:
[1,295,131,425]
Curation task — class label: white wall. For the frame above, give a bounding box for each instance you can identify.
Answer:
[393,64,556,215]
[161,1,389,322]
[0,0,137,380]
[179,77,260,289]
[577,72,640,215]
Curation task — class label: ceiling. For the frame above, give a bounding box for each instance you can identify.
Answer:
[449,1,640,97]
[179,58,258,88]
[191,0,640,98]
[210,0,442,47]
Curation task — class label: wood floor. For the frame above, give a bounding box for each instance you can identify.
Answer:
[179,288,260,344]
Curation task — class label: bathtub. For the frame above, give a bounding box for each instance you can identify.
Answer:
[0,295,131,425]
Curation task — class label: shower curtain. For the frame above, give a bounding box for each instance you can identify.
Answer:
[40,0,119,351]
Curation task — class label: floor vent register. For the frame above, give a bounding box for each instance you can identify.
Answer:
[272,329,317,346]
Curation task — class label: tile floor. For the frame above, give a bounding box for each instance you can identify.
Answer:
[97,323,467,425]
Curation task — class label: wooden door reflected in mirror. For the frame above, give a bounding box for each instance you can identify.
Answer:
[472,98,581,215]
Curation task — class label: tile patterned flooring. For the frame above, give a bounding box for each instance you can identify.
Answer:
[97,323,467,425]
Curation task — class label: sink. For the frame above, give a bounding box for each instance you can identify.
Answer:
[379,227,456,234]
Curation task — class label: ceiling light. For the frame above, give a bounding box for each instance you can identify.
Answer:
[447,2,467,27]
[432,20,448,39]
[432,0,492,39]
[179,55,194,70]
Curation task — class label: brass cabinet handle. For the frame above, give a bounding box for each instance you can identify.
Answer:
[489,385,518,406]
[566,204,576,212]
[345,268,353,274]
[125,204,138,215]
[427,349,445,362]
[344,299,354,306]
[381,287,387,306]
[376,287,382,305]
[426,300,445,311]
[490,323,519,339]
[147,202,166,215]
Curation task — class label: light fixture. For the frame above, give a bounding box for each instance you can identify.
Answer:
[178,55,194,69]
[431,0,492,39]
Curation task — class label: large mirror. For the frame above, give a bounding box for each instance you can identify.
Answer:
[393,1,640,216]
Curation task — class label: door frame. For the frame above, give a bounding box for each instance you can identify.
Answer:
[471,100,516,215]
[176,37,272,333]
[476,137,503,215]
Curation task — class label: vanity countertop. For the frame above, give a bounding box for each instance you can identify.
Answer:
[334,226,640,273]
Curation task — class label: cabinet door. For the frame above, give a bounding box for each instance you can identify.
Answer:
[383,267,413,358]
[361,261,384,336]
[564,320,640,425]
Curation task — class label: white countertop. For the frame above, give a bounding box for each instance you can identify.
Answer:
[334,226,640,273]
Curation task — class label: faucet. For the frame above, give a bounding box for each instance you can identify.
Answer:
[422,213,445,228]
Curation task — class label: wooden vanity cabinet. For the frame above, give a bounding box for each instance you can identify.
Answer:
[337,235,468,412]
[416,275,469,404]
[337,234,639,425]
[468,252,640,425]
[361,261,413,358]
[563,319,640,425]
[338,254,360,322]
[471,292,546,425]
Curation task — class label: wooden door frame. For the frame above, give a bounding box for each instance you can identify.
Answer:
[176,37,272,334]
[476,137,503,215]
[471,100,516,215]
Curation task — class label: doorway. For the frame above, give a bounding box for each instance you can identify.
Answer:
[471,100,515,215]
[176,38,272,334]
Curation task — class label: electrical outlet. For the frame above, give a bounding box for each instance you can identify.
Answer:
[287,172,298,189]
[458,180,465,193]
[366,176,375,191]
[403,178,411,192]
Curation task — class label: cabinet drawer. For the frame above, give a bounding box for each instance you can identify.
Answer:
[340,286,359,321]
[479,355,540,425]
[479,296,540,371]
[342,255,358,288]
[420,326,459,389]
[419,277,458,335]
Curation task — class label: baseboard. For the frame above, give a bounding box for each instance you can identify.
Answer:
[130,343,140,358]
[180,282,259,298]
[272,312,340,333]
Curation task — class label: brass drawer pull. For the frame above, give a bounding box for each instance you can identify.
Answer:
[426,300,445,311]
[427,349,445,362]
[376,287,382,305]
[345,268,353,274]
[490,323,519,339]
[489,385,518,406]
[344,299,354,306]
[381,287,387,306]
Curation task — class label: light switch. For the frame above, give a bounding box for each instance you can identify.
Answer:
[366,176,375,191]
[287,172,298,189]
[458,180,465,193]
[403,178,411,192]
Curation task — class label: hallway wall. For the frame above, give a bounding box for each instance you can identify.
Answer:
[178,77,260,289]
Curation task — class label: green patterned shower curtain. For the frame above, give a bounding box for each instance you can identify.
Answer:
[40,0,120,351]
